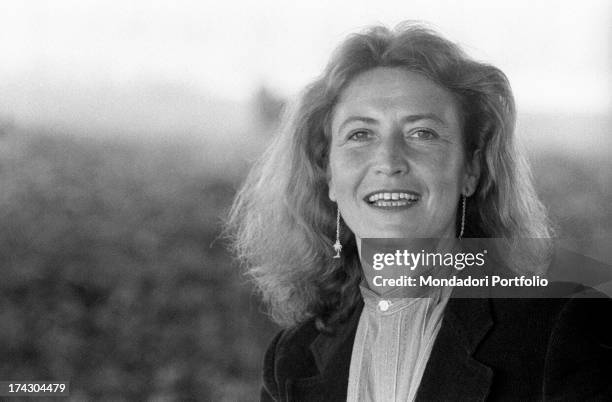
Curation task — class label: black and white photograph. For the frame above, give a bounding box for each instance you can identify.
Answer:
[1,1,610,401]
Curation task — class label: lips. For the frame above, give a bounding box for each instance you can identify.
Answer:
[363,190,421,208]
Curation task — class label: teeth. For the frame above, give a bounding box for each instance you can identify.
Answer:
[374,200,410,207]
[368,192,419,203]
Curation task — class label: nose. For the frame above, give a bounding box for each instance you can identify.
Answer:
[373,135,409,176]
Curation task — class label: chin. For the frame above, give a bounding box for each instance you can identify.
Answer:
[358,225,451,240]
[361,228,420,239]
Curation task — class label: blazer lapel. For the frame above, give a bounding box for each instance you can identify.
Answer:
[310,300,363,373]
[285,301,363,401]
[415,296,494,402]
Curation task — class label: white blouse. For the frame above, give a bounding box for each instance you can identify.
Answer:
[346,281,452,402]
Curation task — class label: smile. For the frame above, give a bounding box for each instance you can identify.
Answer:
[363,190,421,209]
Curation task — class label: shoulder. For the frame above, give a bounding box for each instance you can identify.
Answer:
[260,317,321,401]
[484,291,611,347]
[484,287,612,349]
[480,293,612,400]
[543,292,612,399]
[260,301,364,401]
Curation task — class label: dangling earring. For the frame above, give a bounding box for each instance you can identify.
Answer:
[458,195,467,240]
[333,207,342,259]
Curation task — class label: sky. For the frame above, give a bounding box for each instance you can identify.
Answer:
[0,0,610,151]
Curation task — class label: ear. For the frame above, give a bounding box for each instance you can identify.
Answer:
[462,149,481,197]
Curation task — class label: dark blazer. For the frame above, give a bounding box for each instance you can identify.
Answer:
[260,286,612,401]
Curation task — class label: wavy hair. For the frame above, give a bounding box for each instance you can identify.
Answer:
[227,22,553,331]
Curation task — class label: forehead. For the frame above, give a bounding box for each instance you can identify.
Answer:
[332,67,461,128]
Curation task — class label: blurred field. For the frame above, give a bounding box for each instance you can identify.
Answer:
[0,123,610,400]
[0,129,276,401]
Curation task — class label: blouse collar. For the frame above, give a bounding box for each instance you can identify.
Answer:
[358,278,447,315]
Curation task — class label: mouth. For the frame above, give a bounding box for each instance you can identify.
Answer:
[363,190,421,209]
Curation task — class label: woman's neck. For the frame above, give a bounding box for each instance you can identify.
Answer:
[357,236,459,297]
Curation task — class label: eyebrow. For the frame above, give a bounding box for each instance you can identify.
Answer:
[338,113,447,132]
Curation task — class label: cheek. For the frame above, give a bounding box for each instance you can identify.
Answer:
[419,150,465,196]
[329,150,368,194]
[332,147,370,169]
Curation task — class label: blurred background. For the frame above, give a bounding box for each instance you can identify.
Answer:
[0,0,610,400]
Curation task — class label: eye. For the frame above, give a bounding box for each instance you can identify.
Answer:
[347,130,374,141]
[409,129,437,140]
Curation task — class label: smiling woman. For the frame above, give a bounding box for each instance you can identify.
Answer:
[227,23,612,401]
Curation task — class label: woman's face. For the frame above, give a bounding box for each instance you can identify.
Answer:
[328,67,479,242]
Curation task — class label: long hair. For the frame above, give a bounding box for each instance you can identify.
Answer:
[227,22,553,331]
